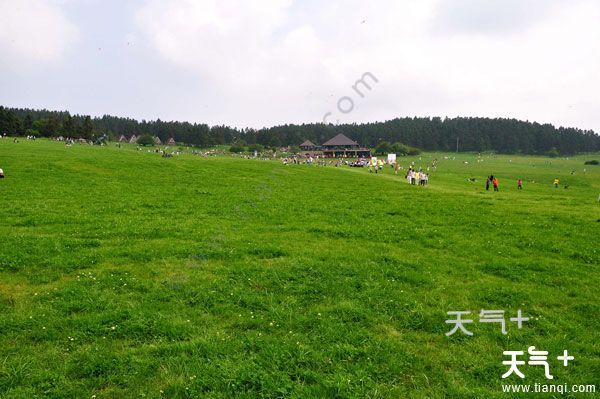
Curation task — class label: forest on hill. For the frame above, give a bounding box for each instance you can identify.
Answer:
[1,105,599,155]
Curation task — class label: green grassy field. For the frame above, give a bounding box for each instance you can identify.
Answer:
[0,139,599,398]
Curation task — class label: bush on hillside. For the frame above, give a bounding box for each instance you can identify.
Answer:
[247,144,264,153]
[546,147,560,158]
[229,145,245,153]
[137,134,154,146]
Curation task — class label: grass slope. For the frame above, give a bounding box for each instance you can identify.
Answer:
[0,139,599,398]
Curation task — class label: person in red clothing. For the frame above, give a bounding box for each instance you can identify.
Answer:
[517,179,523,190]
[493,177,499,191]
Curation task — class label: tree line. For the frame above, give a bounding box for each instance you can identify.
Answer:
[1,106,599,155]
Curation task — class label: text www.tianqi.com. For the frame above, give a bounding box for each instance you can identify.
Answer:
[501,383,596,394]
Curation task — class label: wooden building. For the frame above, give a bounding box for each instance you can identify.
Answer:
[299,140,317,151]
[320,134,370,158]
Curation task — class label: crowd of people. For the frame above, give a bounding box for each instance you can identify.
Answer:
[2,136,595,197]
[406,167,429,185]
[279,154,437,186]
[482,175,574,191]
[485,175,499,191]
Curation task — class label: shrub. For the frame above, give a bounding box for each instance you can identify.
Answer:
[247,144,264,153]
[137,134,154,146]
[546,148,559,158]
[374,141,392,155]
[584,160,598,165]
[390,142,421,156]
[229,145,245,153]
[406,147,422,156]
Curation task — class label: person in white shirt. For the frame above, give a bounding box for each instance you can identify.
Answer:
[0,168,4,178]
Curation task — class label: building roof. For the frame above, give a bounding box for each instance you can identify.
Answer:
[300,140,316,147]
[322,133,358,147]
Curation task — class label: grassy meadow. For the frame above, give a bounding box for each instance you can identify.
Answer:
[0,139,599,398]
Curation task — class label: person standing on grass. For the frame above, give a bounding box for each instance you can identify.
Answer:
[554,178,560,188]
[493,177,499,191]
[517,179,523,190]
[0,168,4,178]
[486,176,491,191]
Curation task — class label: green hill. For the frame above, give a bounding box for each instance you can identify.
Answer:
[0,139,598,398]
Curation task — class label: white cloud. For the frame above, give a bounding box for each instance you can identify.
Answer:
[3,0,599,131]
[433,0,560,36]
[134,0,292,79]
[0,0,79,65]
[126,0,600,130]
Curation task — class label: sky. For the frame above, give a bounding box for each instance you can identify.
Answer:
[0,0,599,131]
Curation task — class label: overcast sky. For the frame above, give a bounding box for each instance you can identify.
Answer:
[0,0,599,131]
